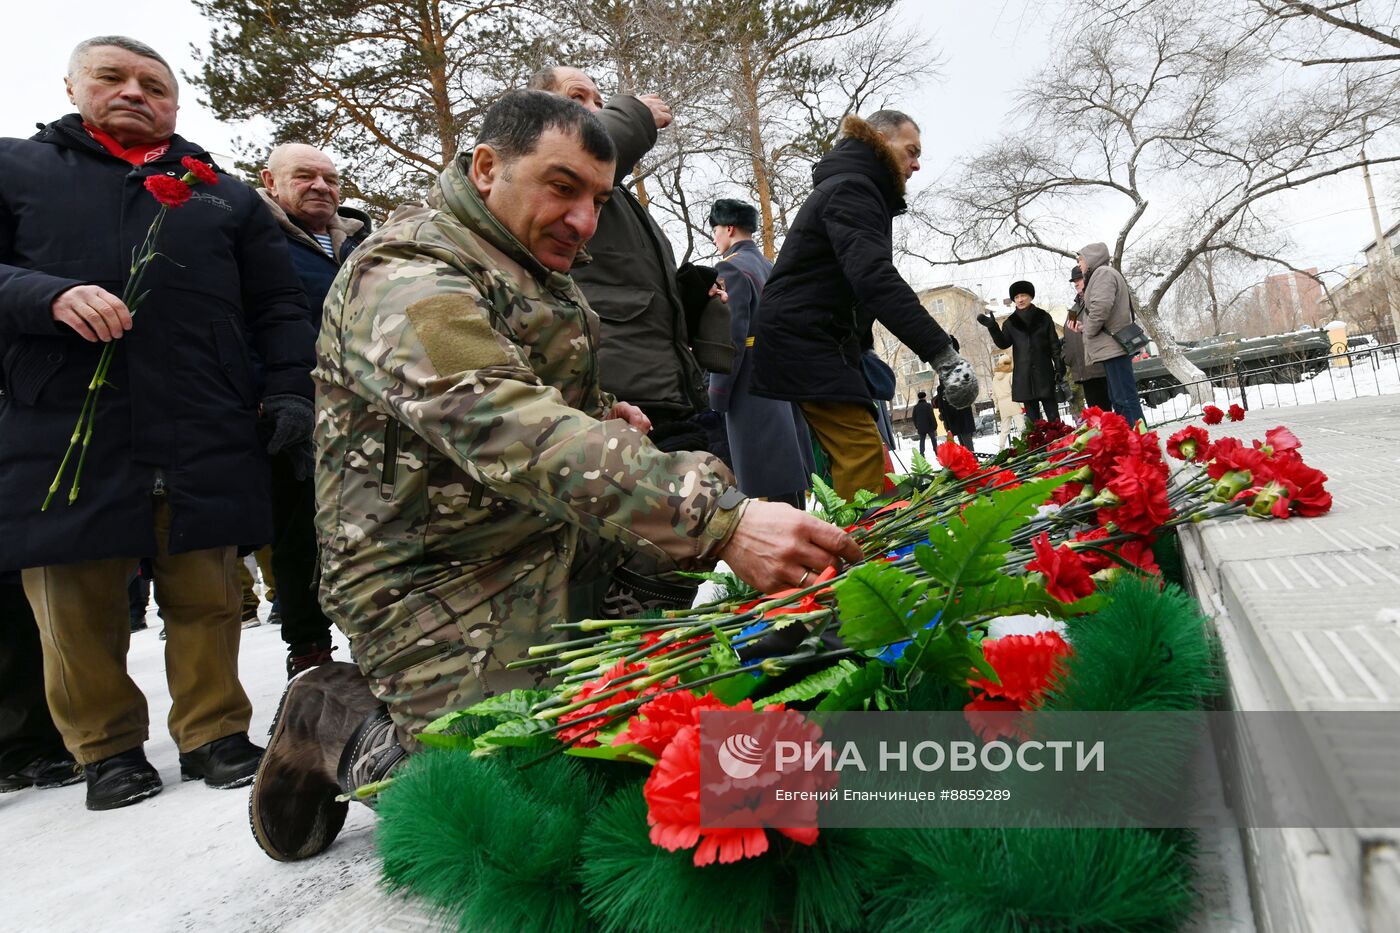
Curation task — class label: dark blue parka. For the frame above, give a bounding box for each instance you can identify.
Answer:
[0,115,315,569]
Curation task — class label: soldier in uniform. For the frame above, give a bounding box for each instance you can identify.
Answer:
[249,90,860,862]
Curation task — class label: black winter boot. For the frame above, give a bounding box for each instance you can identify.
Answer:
[249,662,402,861]
[84,748,162,811]
[179,732,264,789]
[0,752,82,792]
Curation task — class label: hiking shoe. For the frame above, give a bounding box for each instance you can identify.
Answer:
[249,662,389,861]
[0,752,82,792]
[241,615,262,629]
[286,640,336,679]
[84,748,162,811]
[179,732,264,789]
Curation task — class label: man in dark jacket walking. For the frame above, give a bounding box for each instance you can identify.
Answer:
[977,281,1063,424]
[1062,266,1111,412]
[0,37,316,810]
[750,111,977,499]
[258,143,368,677]
[911,391,938,456]
[708,198,813,508]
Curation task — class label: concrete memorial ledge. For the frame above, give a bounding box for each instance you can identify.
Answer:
[1178,394,1400,933]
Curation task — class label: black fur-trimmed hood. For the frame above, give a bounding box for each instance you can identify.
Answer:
[812,115,908,212]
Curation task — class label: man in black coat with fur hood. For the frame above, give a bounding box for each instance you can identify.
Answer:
[750,110,977,499]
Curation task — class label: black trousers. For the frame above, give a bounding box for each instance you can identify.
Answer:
[0,580,68,774]
[1080,377,1112,410]
[268,452,335,650]
[1023,397,1058,423]
[916,431,937,456]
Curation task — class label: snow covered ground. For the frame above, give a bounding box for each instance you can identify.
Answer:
[1143,349,1400,427]
[1,600,378,933]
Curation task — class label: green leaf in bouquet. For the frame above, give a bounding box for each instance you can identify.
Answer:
[810,473,847,516]
[815,661,887,712]
[939,574,1104,627]
[757,659,863,706]
[835,562,935,650]
[901,621,997,689]
[852,488,879,509]
[915,474,1072,588]
[910,449,935,476]
[468,717,554,756]
[708,670,763,705]
[457,689,553,721]
[564,742,657,766]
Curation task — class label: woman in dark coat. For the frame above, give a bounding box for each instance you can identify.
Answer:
[977,281,1064,424]
[707,200,813,508]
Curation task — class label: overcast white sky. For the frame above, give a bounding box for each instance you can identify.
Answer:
[2,0,1395,307]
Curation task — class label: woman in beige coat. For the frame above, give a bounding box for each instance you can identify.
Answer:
[990,352,1019,446]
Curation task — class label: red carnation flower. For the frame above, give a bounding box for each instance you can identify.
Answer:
[1202,405,1224,425]
[1206,437,1272,483]
[1166,425,1211,462]
[1228,403,1246,422]
[937,442,980,480]
[1260,426,1301,455]
[615,690,735,758]
[1115,537,1161,576]
[1026,532,1095,603]
[557,660,668,745]
[143,174,191,208]
[1271,452,1332,517]
[179,156,219,186]
[983,469,1021,491]
[1099,456,1173,536]
[964,632,1072,740]
[1072,528,1115,572]
[1050,481,1085,506]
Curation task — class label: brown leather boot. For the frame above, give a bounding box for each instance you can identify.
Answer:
[249,662,398,861]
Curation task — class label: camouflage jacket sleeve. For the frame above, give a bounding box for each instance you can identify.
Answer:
[323,226,744,568]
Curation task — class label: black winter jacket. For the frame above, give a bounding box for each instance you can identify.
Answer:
[979,305,1063,402]
[750,116,952,405]
[0,115,314,569]
[912,399,937,433]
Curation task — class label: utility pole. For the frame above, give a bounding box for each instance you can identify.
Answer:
[1361,121,1400,342]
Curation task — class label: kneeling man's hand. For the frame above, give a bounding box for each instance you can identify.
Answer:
[607,401,652,434]
[719,500,863,594]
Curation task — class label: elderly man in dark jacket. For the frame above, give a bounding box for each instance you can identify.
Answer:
[258,143,369,678]
[749,110,977,499]
[1062,266,1111,412]
[0,36,315,810]
[708,198,813,508]
[977,280,1064,424]
[1078,242,1145,425]
[529,66,729,442]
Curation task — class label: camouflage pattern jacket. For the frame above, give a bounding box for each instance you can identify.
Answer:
[314,157,745,708]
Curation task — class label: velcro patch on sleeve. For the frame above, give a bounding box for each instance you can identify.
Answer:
[405,294,512,374]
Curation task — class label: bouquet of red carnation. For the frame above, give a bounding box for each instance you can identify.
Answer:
[43,158,219,509]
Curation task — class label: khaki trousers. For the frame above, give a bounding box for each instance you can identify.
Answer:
[22,500,252,764]
[798,401,888,500]
[239,545,277,615]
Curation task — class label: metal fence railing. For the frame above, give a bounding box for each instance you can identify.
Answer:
[1144,342,1400,428]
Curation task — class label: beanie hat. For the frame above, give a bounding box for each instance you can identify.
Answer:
[1069,266,1083,282]
[708,199,760,233]
[1009,280,1035,299]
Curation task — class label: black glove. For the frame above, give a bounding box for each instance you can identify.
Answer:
[284,439,316,483]
[261,394,313,456]
[976,312,996,328]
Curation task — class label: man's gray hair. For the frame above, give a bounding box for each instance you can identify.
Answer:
[68,36,175,84]
[866,109,918,135]
[526,67,559,92]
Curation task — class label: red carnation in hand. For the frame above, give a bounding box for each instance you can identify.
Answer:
[1166,425,1211,462]
[143,174,191,208]
[1228,403,1246,422]
[1202,405,1224,425]
[1100,456,1173,536]
[1026,532,1095,603]
[937,442,980,480]
[179,156,219,186]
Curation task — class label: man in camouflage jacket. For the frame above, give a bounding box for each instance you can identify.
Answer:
[250,91,859,863]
